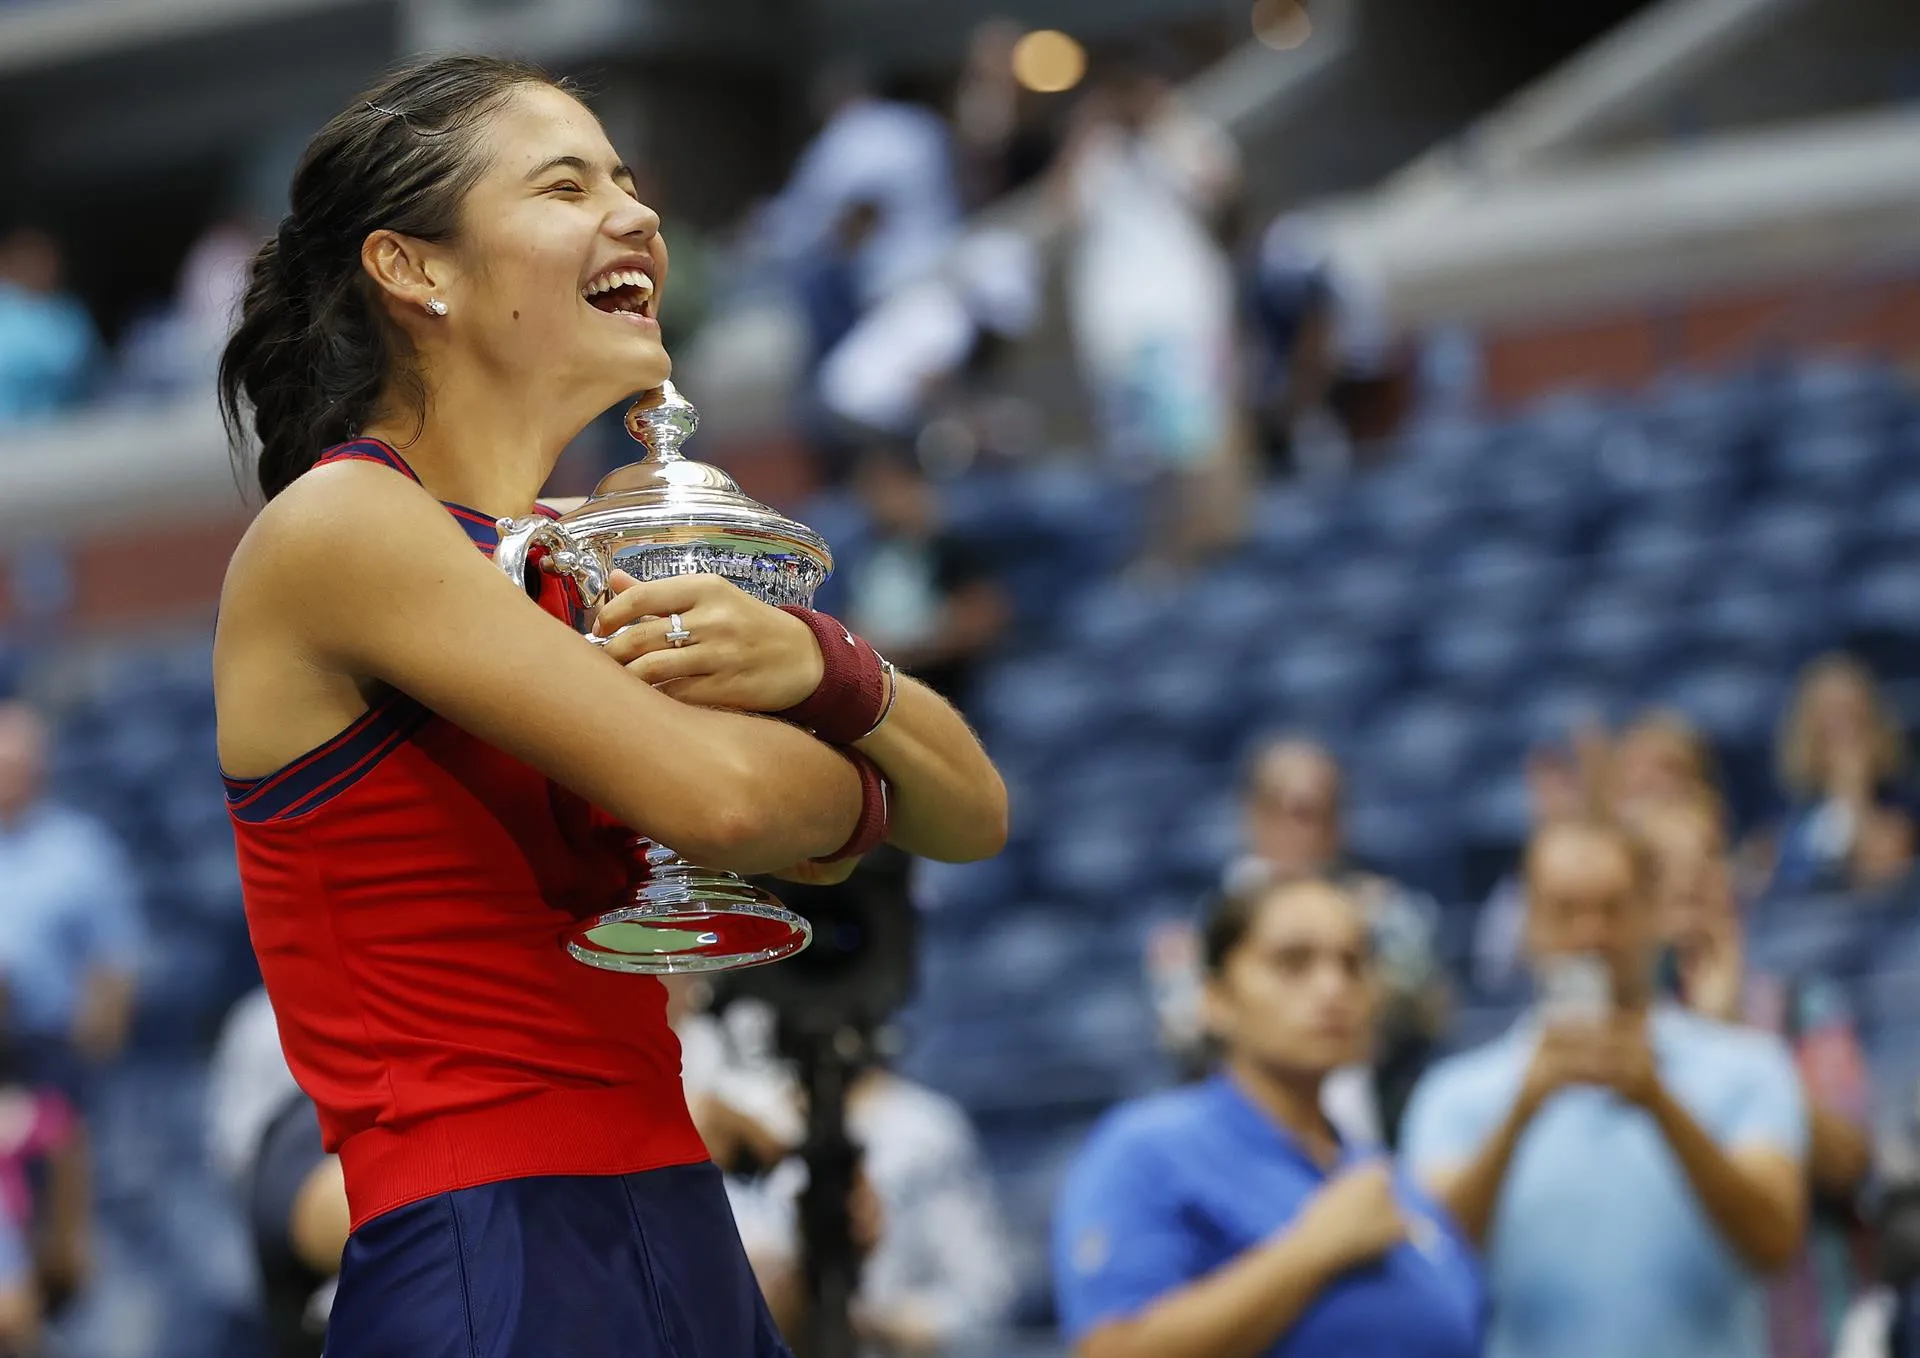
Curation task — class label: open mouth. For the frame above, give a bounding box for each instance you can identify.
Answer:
[582,267,657,321]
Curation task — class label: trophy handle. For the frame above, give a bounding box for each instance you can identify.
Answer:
[495,516,612,641]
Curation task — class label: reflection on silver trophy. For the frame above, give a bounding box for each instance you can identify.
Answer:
[494,382,831,975]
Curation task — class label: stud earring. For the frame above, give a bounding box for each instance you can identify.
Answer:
[425,298,448,317]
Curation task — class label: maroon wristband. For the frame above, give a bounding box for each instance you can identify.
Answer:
[815,748,891,863]
[776,607,888,745]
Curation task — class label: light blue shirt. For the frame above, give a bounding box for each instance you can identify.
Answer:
[0,803,144,1037]
[1402,1007,1807,1358]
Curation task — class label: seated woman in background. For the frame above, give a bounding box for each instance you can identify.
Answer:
[1764,655,1916,897]
[1052,878,1483,1358]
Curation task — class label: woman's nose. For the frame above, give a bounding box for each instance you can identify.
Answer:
[611,197,661,244]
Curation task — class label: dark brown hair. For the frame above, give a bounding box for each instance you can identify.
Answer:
[219,54,574,500]
[1201,875,1362,975]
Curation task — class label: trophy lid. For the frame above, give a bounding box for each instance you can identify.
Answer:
[560,382,832,572]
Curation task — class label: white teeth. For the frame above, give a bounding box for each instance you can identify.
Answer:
[582,268,654,299]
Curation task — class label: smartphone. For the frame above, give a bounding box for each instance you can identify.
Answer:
[1539,953,1613,1027]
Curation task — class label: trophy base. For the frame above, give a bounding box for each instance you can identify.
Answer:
[565,874,812,975]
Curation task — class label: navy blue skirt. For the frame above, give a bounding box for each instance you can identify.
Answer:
[324,1162,792,1357]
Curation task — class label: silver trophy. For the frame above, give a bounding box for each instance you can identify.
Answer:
[495,382,831,975]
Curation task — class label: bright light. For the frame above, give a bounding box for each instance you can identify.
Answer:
[1252,0,1313,50]
[1011,29,1087,94]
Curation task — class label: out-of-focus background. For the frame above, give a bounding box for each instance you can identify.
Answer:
[2,0,1919,1353]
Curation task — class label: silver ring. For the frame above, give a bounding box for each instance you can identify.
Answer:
[665,613,692,648]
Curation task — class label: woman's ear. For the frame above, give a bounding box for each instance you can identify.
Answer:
[361,229,443,316]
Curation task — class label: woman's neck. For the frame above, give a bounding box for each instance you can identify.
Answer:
[361,363,587,520]
[1224,1055,1340,1167]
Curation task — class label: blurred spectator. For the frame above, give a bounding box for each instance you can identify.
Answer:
[0,701,142,1090]
[1476,715,1714,999]
[0,228,99,426]
[115,213,262,400]
[0,1203,39,1355]
[207,988,342,1358]
[1246,211,1400,480]
[1054,879,1485,1358]
[1764,655,1916,896]
[836,446,1009,709]
[673,980,1015,1357]
[1609,709,1719,825]
[757,64,960,308]
[1473,733,1608,997]
[814,227,1041,459]
[1223,736,1445,1146]
[951,20,1058,209]
[1054,46,1247,571]
[1404,818,1807,1358]
[1644,795,1876,1358]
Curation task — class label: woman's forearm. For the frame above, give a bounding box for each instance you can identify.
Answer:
[674,711,864,872]
[1080,1230,1340,1358]
[854,676,1007,862]
[1808,1105,1871,1201]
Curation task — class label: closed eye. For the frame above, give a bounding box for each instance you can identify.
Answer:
[543,180,587,196]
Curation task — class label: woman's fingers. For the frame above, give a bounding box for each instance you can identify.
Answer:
[594,572,735,636]
[600,615,680,665]
[626,644,718,688]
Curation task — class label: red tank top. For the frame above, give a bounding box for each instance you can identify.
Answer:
[225,440,705,1230]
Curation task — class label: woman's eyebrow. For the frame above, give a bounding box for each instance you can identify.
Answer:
[526,154,634,186]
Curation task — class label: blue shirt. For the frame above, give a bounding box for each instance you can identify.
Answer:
[1402,1007,1807,1358]
[1053,1075,1485,1358]
[0,803,144,1037]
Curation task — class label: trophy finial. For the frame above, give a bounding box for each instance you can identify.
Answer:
[624,381,700,461]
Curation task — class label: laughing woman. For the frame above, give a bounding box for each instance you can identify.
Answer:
[213,56,1004,1358]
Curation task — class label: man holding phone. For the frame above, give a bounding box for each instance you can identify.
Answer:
[1402,818,1807,1358]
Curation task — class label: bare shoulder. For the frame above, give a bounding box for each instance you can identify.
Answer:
[226,459,462,599]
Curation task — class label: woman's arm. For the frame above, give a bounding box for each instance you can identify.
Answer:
[232,464,862,872]
[594,574,1007,863]
[1079,1163,1407,1358]
[854,673,1006,862]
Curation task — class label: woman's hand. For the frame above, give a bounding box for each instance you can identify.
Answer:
[596,571,824,712]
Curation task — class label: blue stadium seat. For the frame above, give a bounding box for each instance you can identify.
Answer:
[1165,790,1240,887]
[1847,558,1920,638]
[913,854,1024,919]
[1868,479,1920,550]
[1354,696,1485,794]
[1064,579,1182,658]
[1550,584,1679,684]
[1642,370,1764,448]
[1512,675,1618,748]
[1350,464,1472,555]
[1649,662,1783,745]
[1768,426,1889,503]
[1441,539,1571,620]
[974,657,1118,753]
[1313,556,1424,639]
[1735,498,1847,588]
[1596,516,1719,593]
[1121,649,1249,751]
[1248,634,1393,737]
[1478,456,1592,551]
[1777,357,1903,428]
[1033,809,1160,902]
[1417,613,1538,698]
[1246,484,1337,565]
[1687,580,1827,668]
